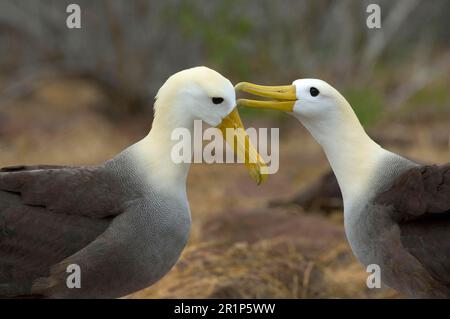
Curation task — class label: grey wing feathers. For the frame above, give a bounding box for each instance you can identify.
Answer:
[0,164,123,297]
[377,163,450,221]
[0,165,124,218]
[376,163,450,290]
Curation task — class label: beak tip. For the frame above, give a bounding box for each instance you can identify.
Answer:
[250,168,268,185]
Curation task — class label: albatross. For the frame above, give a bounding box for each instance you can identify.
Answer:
[0,66,266,298]
[236,79,450,298]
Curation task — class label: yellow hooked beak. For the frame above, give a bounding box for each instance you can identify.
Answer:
[235,82,297,112]
[216,108,268,185]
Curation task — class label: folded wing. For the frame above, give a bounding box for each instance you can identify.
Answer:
[377,163,450,289]
[0,165,124,296]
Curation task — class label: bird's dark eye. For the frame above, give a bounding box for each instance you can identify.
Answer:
[212,97,224,104]
[310,87,320,97]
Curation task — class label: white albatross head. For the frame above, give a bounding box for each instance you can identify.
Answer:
[291,79,351,122]
[138,67,268,186]
[235,79,361,141]
[235,79,386,209]
[155,66,237,127]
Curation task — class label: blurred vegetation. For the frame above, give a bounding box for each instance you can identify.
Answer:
[170,0,254,76]
[0,0,448,124]
[344,88,384,127]
[407,80,450,112]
